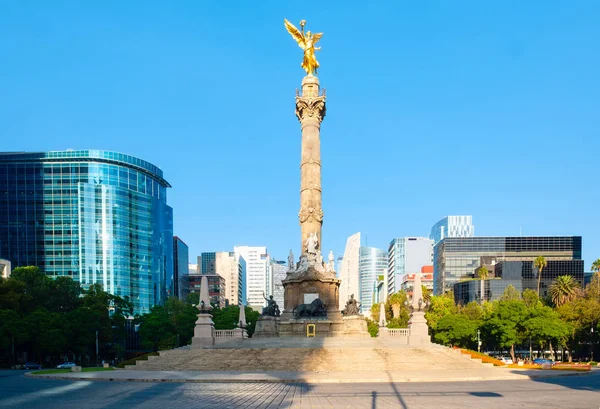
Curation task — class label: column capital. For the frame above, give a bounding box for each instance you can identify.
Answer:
[295,96,326,123]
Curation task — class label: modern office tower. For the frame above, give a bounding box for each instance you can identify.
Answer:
[429,216,475,245]
[401,265,434,294]
[270,259,288,310]
[199,253,216,274]
[187,272,227,308]
[338,233,361,310]
[434,236,584,296]
[234,246,269,311]
[454,260,585,304]
[215,252,243,306]
[359,246,387,315]
[172,236,189,299]
[0,259,11,278]
[0,150,173,315]
[387,237,433,295]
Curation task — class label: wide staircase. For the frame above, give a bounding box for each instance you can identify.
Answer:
[128,339,489,372]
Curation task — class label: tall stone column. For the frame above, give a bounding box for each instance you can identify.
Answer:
[296,75,326,252]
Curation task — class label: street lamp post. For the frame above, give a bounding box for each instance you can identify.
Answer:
[477,329,481,353]
[591,324,595,362]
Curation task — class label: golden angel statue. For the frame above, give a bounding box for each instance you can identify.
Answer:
[284,19,323,76]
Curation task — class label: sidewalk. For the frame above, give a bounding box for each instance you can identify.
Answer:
[26,368,593,384]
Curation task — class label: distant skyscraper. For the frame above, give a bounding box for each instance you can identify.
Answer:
[215,252,243,306]
[234,246,269,310]
[388,237,433,295]
[359,246,387,315]
[172,237,189,299]
[199,253,216,274]
[338,233,361,310]
[0,150,173,315]
[270,259,288,310]
[430,216,474,245]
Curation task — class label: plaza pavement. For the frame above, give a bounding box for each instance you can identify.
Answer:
[26,367,594,384]
[2,370,599,409]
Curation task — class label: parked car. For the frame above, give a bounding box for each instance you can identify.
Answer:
[20,362,42,370]
[56,362,76,369]
[498,356,513,364]
[533,358,553,365]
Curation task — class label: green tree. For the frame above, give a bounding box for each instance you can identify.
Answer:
[586,271,600,300]
[525,304,571,360]
[387,291,406,319]
[370,303,381,322]
[500,285,521,301]
[549,275,580,307]
[591,259,600,274]
[483,299,528,362]
[421,285,432,302]
[522,289,541,308]
[138,305,176,351]
[425,293,457,337]
[385,290,410,328]
[434,314,480,348]
[534,256,548,296]
[0,309,28,366]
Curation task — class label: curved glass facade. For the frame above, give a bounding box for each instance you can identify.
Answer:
[0,150,173,315]
[359,246,387,313]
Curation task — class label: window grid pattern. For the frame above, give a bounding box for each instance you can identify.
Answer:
[0,151,173,315]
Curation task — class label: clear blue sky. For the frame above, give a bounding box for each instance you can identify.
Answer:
[1,1,598,269]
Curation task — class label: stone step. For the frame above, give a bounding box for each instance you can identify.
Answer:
[130,346,486,372]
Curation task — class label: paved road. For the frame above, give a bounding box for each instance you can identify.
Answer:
[0,370,598,408]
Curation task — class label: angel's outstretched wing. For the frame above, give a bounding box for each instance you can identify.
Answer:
[284,19,305,48]
[311,33,323,45]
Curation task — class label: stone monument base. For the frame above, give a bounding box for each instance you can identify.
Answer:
[191,313,215,348]
[278,319,345,337]
[342,315,370,337]
[407,311,431,346]
[253,316,280,338]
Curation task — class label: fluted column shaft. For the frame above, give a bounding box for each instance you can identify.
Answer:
[296,75,326,252]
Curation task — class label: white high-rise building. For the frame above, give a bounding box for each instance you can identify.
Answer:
[387,237,433,295]
[234,246,269,311]
[338,233,361,310]
[430,216,475,245]
[215,252,244,306]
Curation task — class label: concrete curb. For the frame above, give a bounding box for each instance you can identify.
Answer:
[25,370,594,384]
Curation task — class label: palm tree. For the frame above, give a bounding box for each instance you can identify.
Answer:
[592,259,600,274]
[476,265,489,303]
[549,275,580,306]
[534,256,547,296]
[591,259,600,298]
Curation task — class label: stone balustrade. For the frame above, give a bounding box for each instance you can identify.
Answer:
[387,328,410,337]
[214,330,237,338]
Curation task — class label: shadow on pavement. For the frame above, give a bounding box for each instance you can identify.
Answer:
[519,369,600,391]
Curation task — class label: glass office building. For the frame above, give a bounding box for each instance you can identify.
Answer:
[454,260,585,304]
[434,236,583,295]
[0,150,173,314]
[173,236,189,299]
[430,216,475,245]
[359,246,387,313]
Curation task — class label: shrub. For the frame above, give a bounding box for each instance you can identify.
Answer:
[366,319,379,337]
